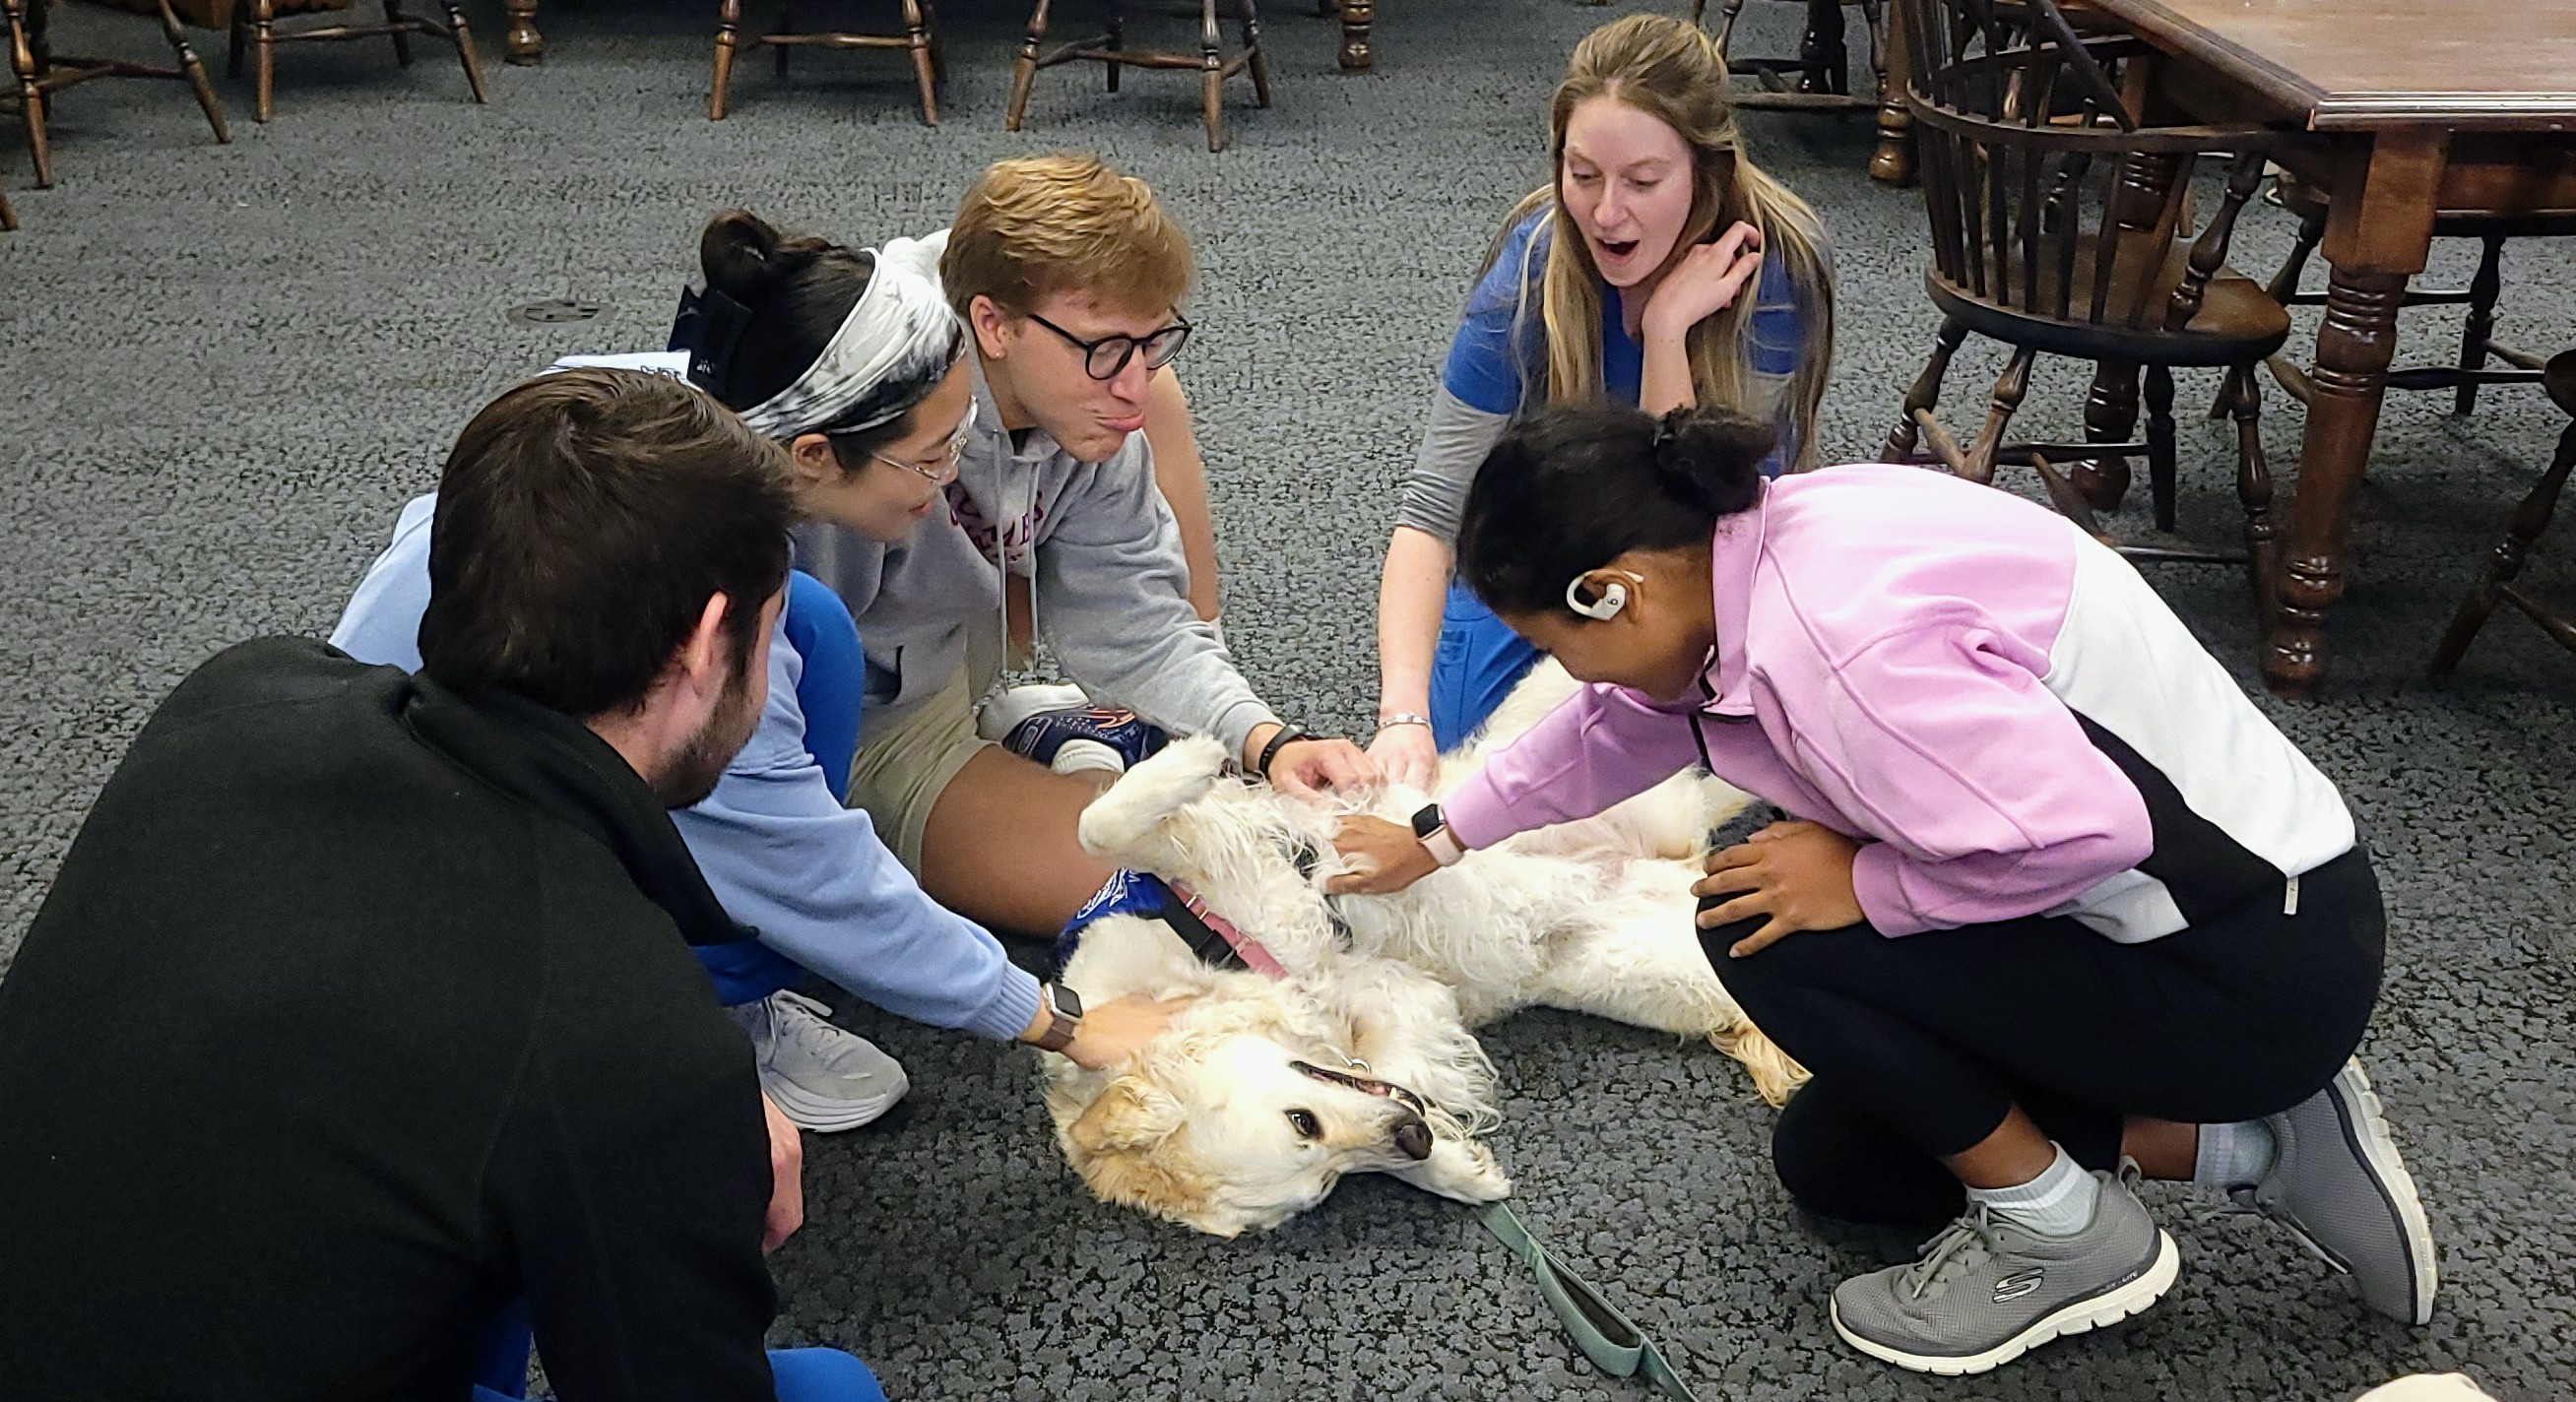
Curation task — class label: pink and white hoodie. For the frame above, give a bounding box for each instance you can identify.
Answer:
[1442,464,2355,942]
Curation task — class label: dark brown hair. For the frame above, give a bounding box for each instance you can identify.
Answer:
[419,368,796,718]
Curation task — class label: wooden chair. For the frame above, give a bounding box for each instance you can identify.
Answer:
[2425,349,2576,680]
[1696,0,1887,119]
[2233,172,2576,418]
[6,0,228,190]
[226,0,488,124]
[1877,0,2288,617]
[1006,0,1270,154]
[712,0,942,125]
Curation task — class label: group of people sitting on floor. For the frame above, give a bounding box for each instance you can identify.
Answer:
[0,14,2446,1397]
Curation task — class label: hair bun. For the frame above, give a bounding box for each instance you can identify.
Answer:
[1651,406,1772,517]
[699,209,791,304]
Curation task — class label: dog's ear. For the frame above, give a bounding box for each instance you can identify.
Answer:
[1064,1075,1227,1229]
[1065,1075,1185,1154]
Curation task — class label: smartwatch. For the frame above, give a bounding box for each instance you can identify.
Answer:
[1410,803,1466,868]
[1033,982,1085,1053]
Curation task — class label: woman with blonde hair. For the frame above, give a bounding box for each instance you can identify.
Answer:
[1369,12,1835,787]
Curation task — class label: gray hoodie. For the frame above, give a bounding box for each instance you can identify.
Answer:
[793,354,1279,759]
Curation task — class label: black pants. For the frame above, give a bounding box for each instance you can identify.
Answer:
[1704,846,2386,1227]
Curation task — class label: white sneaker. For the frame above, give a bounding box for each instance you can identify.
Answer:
[976,682,1090,742]
[726,991,909,1133]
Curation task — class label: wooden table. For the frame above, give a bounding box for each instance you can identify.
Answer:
[2081,0,2576,695]
[495,0,1375,70]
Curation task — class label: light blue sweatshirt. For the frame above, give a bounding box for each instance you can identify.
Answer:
[329,493,1045,1042]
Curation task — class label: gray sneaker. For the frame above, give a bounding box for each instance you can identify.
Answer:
[2238,1058,2438,1325]
[1831,1166,2180,1375]
[727,991,910,1133]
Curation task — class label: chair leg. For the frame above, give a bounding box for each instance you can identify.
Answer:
[1199,0,1225,152]
[2429,414,2576,679]
[252,0,277,123]
[444,4,488,104]
[1006,0,1050,131]
[2222,364,2282,631]
[1881,316,1966,463]
[2456,234,2504,417]
[2144,362,2177,533]
[922,0,945,86]
[155,0,231,144]
[1241,0,1268,108]
[2220,197,2326,418]
[5,0,51,189]
[711,0,741,120]
[0,183,14,232]
[1104,0,1120,91]
[385,0,415,64]
[1710,0,1745,51]
[901,0,937,124]
[2075,359,2139,511]
[1964,348,2036,486]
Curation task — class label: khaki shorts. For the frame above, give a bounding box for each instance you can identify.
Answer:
[846,671,992,876]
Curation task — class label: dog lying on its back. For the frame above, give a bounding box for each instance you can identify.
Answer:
[1047,661,1805,1237]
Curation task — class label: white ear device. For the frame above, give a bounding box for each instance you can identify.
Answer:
[1564,570,1639,621]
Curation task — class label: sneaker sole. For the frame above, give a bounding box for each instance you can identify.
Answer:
[2325,1059,2439,1326]
[1830,1230,2180,1376]
[763,1068,911,1134]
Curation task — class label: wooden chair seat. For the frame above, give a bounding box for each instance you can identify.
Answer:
[1882,0,2287,620]
[1929,231,2288,368]
[2426,347,2576,678]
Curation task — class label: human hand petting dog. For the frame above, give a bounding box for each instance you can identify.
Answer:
[1324,814,1438,896]
[1694,820,1865,956]
[1057,993,1195,1071]
[1247,723,1379,797]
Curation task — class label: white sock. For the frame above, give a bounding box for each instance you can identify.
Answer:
[2192,1118,2278,1189]
[1966,1144,2100,1238]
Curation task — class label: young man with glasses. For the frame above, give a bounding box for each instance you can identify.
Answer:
[791,154,1378,939]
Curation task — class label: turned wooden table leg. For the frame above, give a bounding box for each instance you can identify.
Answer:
[1870,0,1912,186]
[2264,131,2445,698]
[1336,0,1369,71]
[504,0,540,65]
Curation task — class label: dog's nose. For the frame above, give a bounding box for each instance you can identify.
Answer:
[1390,1112,1433,1162]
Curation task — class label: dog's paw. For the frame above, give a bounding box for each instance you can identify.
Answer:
[1076,734,1232,861]
[1390,1136,1512,1204]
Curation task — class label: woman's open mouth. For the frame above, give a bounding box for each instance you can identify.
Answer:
[1595,236,1641,265]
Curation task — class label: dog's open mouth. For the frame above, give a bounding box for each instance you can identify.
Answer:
[1291,1059,1429,1115]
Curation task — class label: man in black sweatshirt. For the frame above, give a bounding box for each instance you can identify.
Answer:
[0,370,882,1402]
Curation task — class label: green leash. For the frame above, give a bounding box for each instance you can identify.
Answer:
[1474,1200,1706,1402]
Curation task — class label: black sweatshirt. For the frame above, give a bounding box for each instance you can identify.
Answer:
[0,639,781,1402]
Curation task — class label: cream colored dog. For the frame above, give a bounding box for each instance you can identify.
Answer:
[1045,663,1804,1237]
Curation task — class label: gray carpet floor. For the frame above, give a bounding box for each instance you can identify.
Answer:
[5,2,2574,1398]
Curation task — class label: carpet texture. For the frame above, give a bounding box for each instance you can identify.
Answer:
[3,1,2571,1398]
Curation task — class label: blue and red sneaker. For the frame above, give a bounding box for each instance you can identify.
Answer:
[987,684,1171,777]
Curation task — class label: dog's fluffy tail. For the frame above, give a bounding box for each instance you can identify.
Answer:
[1711,1020,1810,1108]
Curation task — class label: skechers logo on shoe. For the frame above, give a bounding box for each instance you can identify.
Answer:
[1992,1268,2046,1304]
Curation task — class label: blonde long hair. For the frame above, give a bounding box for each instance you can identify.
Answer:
[1487,14,1835,470]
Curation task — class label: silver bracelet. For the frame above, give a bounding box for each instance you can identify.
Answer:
[1377,712,1432,731]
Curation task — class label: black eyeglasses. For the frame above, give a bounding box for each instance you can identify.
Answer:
[1026,311,1193,381]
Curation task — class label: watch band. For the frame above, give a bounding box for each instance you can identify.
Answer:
[1033,983,1083,1053]
[1422,825,1466,867]
[1255,725,1311,782]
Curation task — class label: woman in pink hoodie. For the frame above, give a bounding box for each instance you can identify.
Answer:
[1333,405,2435,1375]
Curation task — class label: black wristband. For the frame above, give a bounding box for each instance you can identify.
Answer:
[1255,725,1311,783]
